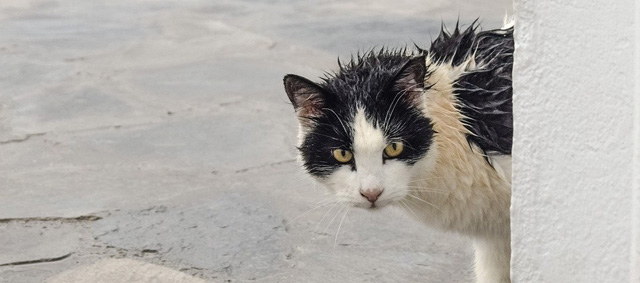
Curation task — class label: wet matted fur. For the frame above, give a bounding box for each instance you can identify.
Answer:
[283,20,513,283]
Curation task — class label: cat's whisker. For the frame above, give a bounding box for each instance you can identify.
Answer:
[403,197,425,213]
[404,184,448,190]
[408,176,449,183]
[383,191,406,200]
[382,83,420,129]
[315,201,341,233]
[333,207,351,249]
[286,199,337,228]
[406,184,448,190]
[404,189,449,195]
[324,108,350,136]
[409,175,447,180]
[405,192,448,196]
[398,199,420,219]
[397,138,418,151]
[312,132,344,142]
[324,204,347,233]
[407,194,443,213]
[382,89,405,128]
[405,184,448,189]
[407,182,445,188]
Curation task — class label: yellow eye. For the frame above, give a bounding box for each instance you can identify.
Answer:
[333,149,353,163]
[384,142,404,158]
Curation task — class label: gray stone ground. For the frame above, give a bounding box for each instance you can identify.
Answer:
[0,1,510,282]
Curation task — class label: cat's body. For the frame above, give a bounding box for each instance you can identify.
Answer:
[284,21,513,283]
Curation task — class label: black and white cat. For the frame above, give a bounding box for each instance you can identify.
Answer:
[283,20,513,283]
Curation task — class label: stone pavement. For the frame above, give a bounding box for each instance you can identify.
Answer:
[0,1,509,282]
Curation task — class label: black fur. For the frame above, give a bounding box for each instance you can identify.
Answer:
[428,22,514,156]
[428,20,479,66]
[284,50,434,177]
[284,21,513,176]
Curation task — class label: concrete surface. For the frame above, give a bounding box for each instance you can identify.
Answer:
[512,0,639,282]
[0,1,509,282]
[47,258,207,283]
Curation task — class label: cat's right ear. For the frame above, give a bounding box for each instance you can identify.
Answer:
[283,74,325,122]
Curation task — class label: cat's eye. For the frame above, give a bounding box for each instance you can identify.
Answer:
[384,142,404,158]
[333,149,353,163]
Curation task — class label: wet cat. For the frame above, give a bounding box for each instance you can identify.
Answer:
[283,21,513,283]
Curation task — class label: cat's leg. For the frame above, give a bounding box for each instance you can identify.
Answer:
[473,234,511,283]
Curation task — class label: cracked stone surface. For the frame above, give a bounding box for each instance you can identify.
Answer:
[0,0,510,282]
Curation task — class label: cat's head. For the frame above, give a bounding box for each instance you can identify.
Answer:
[283,51,436,209]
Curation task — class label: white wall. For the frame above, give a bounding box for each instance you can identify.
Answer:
[512,0,639,282]
[634,3,640,281]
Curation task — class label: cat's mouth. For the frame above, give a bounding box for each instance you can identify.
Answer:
[344,192,397,209]
[351,199,392,210]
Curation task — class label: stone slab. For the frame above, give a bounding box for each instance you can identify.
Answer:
[46,258,206,283]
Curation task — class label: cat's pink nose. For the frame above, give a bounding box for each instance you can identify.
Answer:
[360,188,383,203]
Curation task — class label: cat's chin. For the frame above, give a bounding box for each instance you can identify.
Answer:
[350,199,395,210]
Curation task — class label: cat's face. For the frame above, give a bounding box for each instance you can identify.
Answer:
[284,53,436,209]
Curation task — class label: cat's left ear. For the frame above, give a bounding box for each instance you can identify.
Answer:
[283,74,326,123]
[390,55,427,105]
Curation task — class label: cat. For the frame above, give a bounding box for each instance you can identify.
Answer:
[283,20,513,283]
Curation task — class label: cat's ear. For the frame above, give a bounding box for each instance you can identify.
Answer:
[283,74,325,121]
[390,55,427,105]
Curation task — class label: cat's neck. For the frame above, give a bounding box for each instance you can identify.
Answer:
[405,60,511,236]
